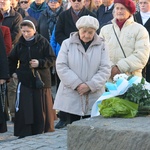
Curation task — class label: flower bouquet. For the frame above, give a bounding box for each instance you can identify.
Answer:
[91,74,150,118]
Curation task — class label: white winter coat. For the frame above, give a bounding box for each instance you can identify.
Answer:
[100,16,150,76]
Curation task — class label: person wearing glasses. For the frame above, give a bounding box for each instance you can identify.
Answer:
[54,0,97,129]
[54,15,110,126]
[19,0,30,11]
[134,0,150,82]
[11,0,26,18]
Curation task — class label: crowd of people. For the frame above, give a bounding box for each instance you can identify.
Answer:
[0,0,150,139]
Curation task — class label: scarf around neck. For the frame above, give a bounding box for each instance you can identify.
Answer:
[46,6,63,35]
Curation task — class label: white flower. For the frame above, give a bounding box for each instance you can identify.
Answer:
[113,74,128,82]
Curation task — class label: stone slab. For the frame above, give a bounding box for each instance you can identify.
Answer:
[67,116,150,150]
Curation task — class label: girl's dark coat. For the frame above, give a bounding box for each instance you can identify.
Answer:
[8,33,56,88]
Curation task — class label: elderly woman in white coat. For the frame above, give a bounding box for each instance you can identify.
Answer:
[54,16,111,124]
[100,0,150,80]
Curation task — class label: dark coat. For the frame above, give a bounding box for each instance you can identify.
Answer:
[38,6,63,41]
[2,7,22,45]
[8,33,56,88]
[97,4,114,29]
[134,12,150,82]
[0,28,9,133]
[55,7,97,45]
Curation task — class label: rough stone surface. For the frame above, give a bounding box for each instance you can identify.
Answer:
[67,116,150,150]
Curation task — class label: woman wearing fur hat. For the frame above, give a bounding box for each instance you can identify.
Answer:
[100,0,150,80]
[53,15,111,123]
[8,18,57,138]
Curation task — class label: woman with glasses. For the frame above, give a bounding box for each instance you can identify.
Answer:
[38,0,63,42]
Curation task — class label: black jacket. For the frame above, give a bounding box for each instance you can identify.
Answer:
[97,4,114,29]
[38,6,63,41]
[8,33,56,88]
[2,7,22,45]
[55,7,97,45]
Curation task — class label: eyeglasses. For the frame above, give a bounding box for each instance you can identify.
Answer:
[20,1,28,4]
[72,0,82,2]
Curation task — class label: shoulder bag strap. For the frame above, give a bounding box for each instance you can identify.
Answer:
[112,25,126,58]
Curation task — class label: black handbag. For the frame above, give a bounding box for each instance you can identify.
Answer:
[34,70,45,89]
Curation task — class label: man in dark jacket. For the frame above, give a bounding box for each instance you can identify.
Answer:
[55,0,97,129]
[97,0,114,29]
[0,0,22,122]
[134,0,150,82]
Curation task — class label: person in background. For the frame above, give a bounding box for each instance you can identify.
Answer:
[0,28,9,133]
[97,0,114,29]
[38,0,63,42]
[0,11,12,56]
[134,0,150,82]
[83,0,94,11]
[0,0,22,123]
[19,0,30,16]
[92,0,102,13]
[100,0,150,80]
[27,0,47,20]
[54,15,110,124]
[11,0,26,18]
[8,17,57,138]
[54,0,97,129]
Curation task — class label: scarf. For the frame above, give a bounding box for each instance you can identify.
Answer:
[116,19,127,30]
[46,6,63,35]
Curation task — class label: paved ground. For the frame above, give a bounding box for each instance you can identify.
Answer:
[0,86,67,150]
[0,120,67,150]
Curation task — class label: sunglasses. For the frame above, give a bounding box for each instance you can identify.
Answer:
[20,1,28,4]
[72,0,82,2]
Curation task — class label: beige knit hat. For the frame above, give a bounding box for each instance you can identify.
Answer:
[76,15,99,30]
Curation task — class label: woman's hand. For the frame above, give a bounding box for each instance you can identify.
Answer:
[77,83,90,95]
[111,65,121,79]
[0,79,6,85]
[29,59,39,68]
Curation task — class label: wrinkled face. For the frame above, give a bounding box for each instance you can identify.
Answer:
[102,0,113,6]
[70,0,84,11]
[48,0,60,11]
[93,0,102,7]
[19,0,29,9]
[21,26,36,41]
[114,3,131,21]
[139,0,150,12]
[79,27,95,43]
[0,0,11,12]
[35,0,44,5]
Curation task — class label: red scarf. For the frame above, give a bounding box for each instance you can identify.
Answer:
[116,19,127,30]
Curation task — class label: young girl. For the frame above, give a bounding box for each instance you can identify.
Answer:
[8,17,57,138]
